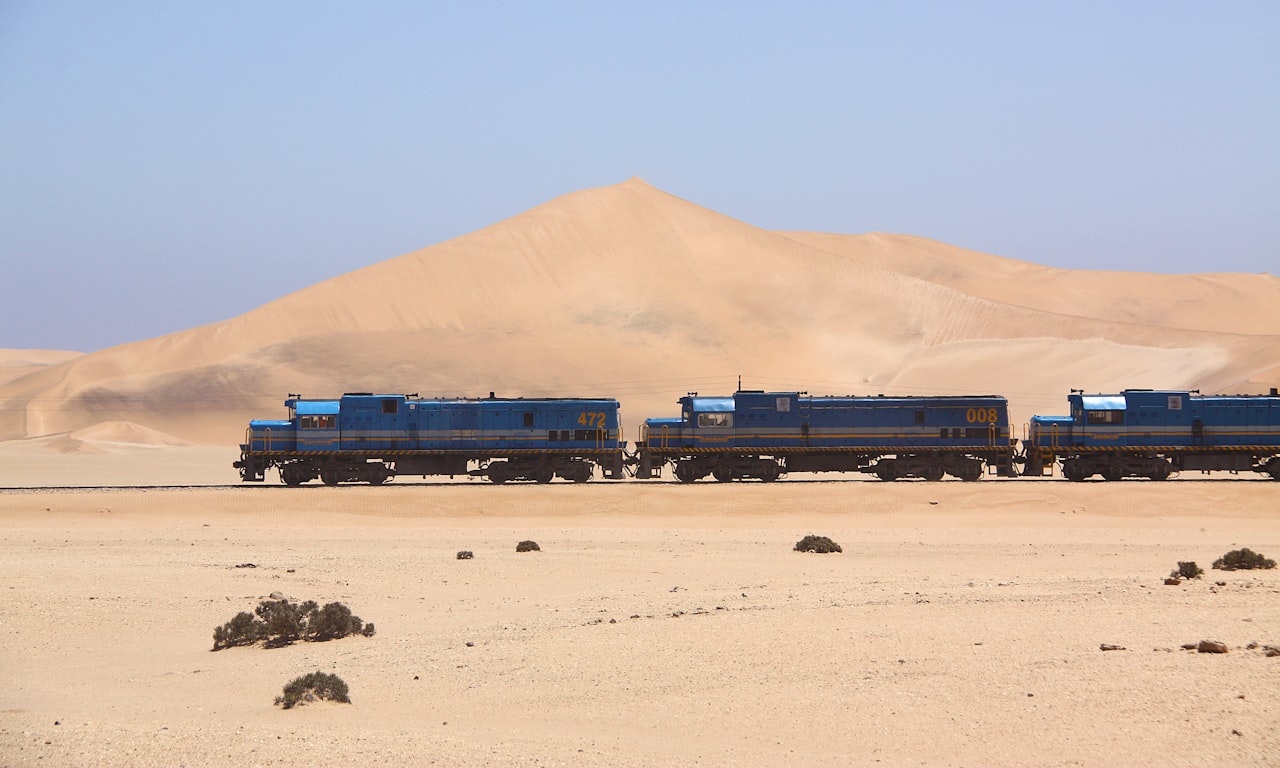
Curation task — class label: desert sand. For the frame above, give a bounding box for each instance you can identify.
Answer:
[1,478,1277,767]
[2,179,1279,766]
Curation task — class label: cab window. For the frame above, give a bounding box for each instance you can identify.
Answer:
[1086,410,1124,425]
[697,413,733,428]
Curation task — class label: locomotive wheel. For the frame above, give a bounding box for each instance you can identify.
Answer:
[674,464,698,483]
[1102,467,1123,482]
[875,462,897,482]
[1062,460,1087,482]
[280,465,306,486]
[367,464,391,485]
[921,465,945,482]
[534,467,554,484]
[321,470,341,486]
[713,467,733,483]
[759,463,779,482]
[488,463,509,484]
[1147,461,1171,481]
[572,464,592,483]
[956,462,983,482]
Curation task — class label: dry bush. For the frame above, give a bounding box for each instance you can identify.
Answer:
[516,540,541,552]
[1212,548,1276,571]
[275,672,350,709]
[794,535,842,554]
[212,599,375,650]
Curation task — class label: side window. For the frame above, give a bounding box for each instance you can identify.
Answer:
[381,399,398,415]
[1086,410,1124,425]
[524,412,534,428]
[697,413,733,428]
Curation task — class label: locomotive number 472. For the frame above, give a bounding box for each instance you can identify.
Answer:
[577,412,608,428]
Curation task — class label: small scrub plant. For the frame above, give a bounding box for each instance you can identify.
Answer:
[1171,561,1204,580]
[516,540,541,552]
[307,601,375,642]
[794,535,842,554]
[275,671,350,709]
[212,599,375,650]
[212,611,263,649]
[257,599,307,647]
[1212,548,1277,571]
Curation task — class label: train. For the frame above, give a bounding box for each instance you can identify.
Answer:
[233,387,1280,484]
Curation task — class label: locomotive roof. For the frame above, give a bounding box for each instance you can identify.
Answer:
[294,400,340,415]
[1075,390,1280,407]
[293,393,618,404]
[687,397,736,412]
[1080,395,1126,410]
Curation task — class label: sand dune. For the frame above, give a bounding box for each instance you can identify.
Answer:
[1,179,1277,444]
[0,349,81,387]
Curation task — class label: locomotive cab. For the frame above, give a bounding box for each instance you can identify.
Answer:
[292,399,341,451]
[684,396,736,445]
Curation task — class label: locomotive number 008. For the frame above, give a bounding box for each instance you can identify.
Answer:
[965,407,1000,424]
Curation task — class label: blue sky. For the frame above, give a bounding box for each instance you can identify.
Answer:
[2,1,1277,352]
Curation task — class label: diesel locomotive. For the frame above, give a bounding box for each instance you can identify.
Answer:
[1024,388,1280,481]
[632,391,1015,482]
[233,392,625,485]
[234,387,1280,484]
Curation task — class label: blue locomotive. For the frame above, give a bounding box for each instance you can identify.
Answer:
[234,393,625,485]
[632,390,1015,481]
[1024,388,1280,480]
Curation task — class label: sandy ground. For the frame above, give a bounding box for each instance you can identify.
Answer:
[1,469,1278,767]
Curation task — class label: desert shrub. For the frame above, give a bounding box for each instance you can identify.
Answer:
[1212,548,1277,571]
[516,540,541,552]
[274,671,350,709]
[1171,561,1204,580]
[457,550,474,560]
[256,599,308,647]
[212,599,375,650]
[307,602,368,642]
[794,535,842,554]
[212,611,263,650]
